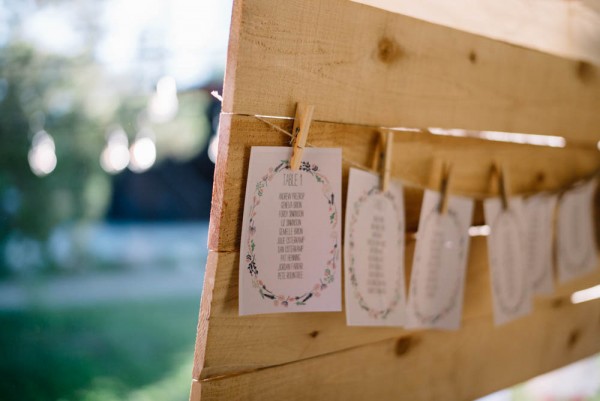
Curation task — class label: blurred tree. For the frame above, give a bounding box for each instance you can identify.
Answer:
[0,43,111,276]
[0,1,215,277]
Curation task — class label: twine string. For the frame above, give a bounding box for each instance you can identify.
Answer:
[253,115,600,201]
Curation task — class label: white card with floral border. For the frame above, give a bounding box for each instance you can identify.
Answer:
[344,168,406,326]
[523,194,558,295]
[484,197,532,326]
[557,179,598,283]
[406,190,474,330]
[239,147,342,315]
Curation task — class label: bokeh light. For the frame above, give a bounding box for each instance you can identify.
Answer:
[100,127,130,174]
[129,137,157,172]
[148,75,179,123]
[28,130,57,176]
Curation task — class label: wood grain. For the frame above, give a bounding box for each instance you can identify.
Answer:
[353,0,600,66]
[194,297,600,401]
[208,114,600,252]
[224,0,600,143]
[191,1,600,399]
[193,238,600,382]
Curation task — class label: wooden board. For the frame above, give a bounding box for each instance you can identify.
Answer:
[191,0,600,399]
[194,243,600,380]
[192,112,600,400]
[208,114,600,252]
[223,0,600,144]
[353,0,600,66]
[193,297,600,401]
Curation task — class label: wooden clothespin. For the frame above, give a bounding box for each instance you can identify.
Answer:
[438,162,453,215]
[290,103,315,171]
[370,131,392,192]
[491,162,510,210]
[370,131,385,172]
[382,131,394,192]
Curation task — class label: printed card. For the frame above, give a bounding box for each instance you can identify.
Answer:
[557,179,598,283]
[239,147,342,315]
[523,194,558,295]
[406,190,474,330]
[344,168,406,326]
[484,197,532,325]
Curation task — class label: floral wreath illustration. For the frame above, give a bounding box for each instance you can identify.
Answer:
[411,206,465,324]
[245,159,338,307]
[558,185,595,275]
[490,209,528,314]
[347,185,404,319]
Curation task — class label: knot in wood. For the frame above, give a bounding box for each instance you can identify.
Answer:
[395,336,413,357]
[377,37,401,64]
[567,329,580,349]
[551,298,564,309]
[468,50,477,64]
[576,60,595,83]
[535,172,545,185]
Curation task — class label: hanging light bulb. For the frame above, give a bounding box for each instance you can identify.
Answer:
[148,76,179,123]
[28,130,57,176]
[100,127,130,174]
[129,127,157,173]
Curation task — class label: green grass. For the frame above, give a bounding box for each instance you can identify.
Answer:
[0,297,200,401]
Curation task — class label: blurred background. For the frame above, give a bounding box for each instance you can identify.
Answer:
[0,1,598,400]
[0,0,228,399]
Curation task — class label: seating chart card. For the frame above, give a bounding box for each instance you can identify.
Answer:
[239,147,342,315]
[523,194,558,295]
[406,190,474,330]
[344,168,406,326]
[557,179,598,283]
[484,197,532,325]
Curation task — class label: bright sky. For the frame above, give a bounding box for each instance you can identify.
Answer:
[7,0,233,89]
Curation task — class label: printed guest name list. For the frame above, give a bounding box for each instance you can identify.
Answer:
[277,172,305,280]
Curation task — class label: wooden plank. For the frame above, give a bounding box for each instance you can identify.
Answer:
[208,114,600,252]
[193,238,600,380]
[353,0,600,66]
[192,2,600,400]
[195,113,600,398]
[223,0,600,142]
[194,297,600,401]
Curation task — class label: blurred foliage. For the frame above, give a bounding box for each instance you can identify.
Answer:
[0,32,211,278]
[0,43,111,276]
[0,297,197,401]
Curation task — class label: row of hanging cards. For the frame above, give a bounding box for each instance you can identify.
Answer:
[238,145,599,329]
[344,168,474,329]
[485,180,598,325]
